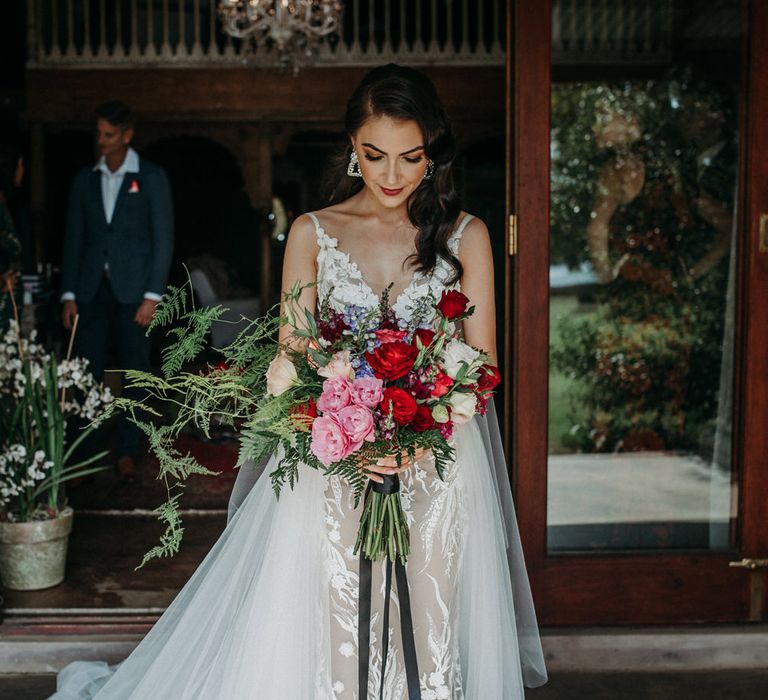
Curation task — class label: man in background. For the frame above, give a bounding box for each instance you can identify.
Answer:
[61,101,173,483]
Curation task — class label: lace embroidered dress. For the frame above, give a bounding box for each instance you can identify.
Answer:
[50,212,547,700]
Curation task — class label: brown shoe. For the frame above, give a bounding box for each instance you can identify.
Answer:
[116,455,140,485]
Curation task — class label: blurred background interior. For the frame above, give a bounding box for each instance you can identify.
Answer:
[1,2,767,697]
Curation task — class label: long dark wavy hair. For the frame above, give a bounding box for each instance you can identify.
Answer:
[322,63,463,284]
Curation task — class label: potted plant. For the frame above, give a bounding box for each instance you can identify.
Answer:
[0,318,113,590]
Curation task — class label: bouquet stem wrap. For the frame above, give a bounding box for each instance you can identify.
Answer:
[354,474,410,565]
[357,476,421,700]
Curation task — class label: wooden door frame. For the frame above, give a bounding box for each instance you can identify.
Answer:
[507,0,767,625]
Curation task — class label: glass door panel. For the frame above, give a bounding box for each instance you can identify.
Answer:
[545,0,741,553]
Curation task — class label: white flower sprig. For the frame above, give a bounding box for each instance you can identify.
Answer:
[0,322,113,416]
[0,320,114,521]
[0,445,55,516]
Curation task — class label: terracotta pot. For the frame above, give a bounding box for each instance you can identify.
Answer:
[0,506,74,590]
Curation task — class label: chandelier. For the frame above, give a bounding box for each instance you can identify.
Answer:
[218,0,344,71]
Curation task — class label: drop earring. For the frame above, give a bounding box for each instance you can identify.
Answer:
[347,150,363,178]
[422,159,435,181]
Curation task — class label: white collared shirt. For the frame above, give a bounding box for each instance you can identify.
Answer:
[61,148,161,302]
[96,146,140,224]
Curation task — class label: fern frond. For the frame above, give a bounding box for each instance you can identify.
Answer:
[134,494,184,569]
[148,282,191,332]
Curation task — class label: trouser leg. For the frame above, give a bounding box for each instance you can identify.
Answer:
[68,277,112,467]
[114,294,151,459]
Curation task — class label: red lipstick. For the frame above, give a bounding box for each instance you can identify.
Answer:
[380,186,404,196]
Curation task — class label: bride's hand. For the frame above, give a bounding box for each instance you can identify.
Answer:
[359,447,433,484]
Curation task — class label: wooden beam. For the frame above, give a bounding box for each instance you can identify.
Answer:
[24,67,505,127]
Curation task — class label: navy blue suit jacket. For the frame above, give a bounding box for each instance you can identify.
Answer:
[62,157,174,304]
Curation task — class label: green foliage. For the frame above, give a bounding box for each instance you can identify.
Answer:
[135,494,185,570]
[160,306,227,377]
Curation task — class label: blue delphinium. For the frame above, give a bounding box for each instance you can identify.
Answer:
[343,304,381,353]
[343,305,374,333]
[352,356,375,379]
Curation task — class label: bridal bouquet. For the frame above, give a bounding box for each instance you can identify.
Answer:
[112,279,499,567]
[265,287,500,564]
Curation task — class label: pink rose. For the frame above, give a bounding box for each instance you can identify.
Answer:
[349,376,384,408]
[317,350,355,380]
[317,376,352,414]
[337,404,376,450]
[310,414,352,465]
[375,329,409,344]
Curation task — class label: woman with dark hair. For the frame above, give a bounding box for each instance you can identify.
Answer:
[51,64,546,699]
[0,143,23,329]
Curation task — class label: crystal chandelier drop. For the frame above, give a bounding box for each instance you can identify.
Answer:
[218,0,344,71]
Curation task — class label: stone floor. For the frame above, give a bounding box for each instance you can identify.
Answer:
[1,511,226,612]
[2,671,767,699]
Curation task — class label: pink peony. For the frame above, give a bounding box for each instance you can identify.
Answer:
[311,415,352,465]
[317,376,352,414]
[349,376,384,408]
[337,404,376,450]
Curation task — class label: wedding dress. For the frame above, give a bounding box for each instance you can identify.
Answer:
[51,211,547,699]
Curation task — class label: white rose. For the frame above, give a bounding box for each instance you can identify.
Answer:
[441,340,481,379]
[448,392,477,425]
[265,353,299,396]
[317,349,355,381]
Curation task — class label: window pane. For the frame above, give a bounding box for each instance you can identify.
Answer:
[547,0,741,552]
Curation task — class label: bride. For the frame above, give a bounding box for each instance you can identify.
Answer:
[51,63,548,699]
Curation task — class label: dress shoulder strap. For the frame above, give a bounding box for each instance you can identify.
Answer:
[448,213,475,254]
[305,211,333,248]
[306,211,321,236]
[456,213,474,236]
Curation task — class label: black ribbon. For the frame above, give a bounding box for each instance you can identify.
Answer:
[358,477,421,700]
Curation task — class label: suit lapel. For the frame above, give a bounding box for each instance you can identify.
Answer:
[110,169,135,225]
[91,170,108,226]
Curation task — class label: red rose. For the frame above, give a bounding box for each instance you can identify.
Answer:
[412,404,436,432]
[289,397,318,430]
[413,328,436,349]
[380,387,418,426]
[365,341,418,381]
[290,397,318,419]
[477,364,501,393]
[436,290,469,319]
[430,369,453,398]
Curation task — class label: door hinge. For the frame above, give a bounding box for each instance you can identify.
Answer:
[508,213,518,256]
[759,213,768,253]
[730,559,768,621]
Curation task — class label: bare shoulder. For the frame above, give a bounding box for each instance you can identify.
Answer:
[455,212,491,258]
[460,212,489,240]
[287,212,320,246]
[281,213,322,274]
